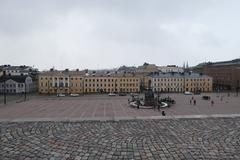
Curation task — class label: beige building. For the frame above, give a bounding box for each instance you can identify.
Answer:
[39,71,140,94]
[148,72,212,93]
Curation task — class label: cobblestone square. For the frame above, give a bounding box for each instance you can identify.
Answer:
[1,118,240,159]
[1,93,240,159]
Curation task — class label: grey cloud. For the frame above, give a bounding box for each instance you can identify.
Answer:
[0,0,240,70]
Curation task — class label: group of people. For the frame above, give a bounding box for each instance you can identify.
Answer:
[190,96,214,106]
[189,96,197,105]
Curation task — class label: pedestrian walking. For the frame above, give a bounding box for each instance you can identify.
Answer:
[211,100,214,106]
[137,99,140,109]
[193,99,196,105]
[162,111,166,116]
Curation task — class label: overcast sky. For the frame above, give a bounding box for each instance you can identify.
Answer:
[0,0,240,70]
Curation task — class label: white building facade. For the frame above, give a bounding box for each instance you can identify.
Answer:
[0,76,35,94]
[149,72,212,93]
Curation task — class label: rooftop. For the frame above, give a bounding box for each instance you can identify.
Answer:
[40,70,137,77]
[149,72,211,78]
[196,58,240,68]
[0,75,29,83]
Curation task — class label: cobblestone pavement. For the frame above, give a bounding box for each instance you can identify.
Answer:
[1,117,240,159]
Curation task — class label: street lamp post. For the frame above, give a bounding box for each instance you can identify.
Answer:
[24,81,27,101]
[236,80,239,96]
[115,79,117,93]
[3,71,6,104]
[48,80,50,96]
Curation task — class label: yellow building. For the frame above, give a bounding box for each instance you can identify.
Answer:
[84,73,140,93]
[184,73,212,92]
[38,69,84,94]
[118,75,140,93]
[39,70,140,94]
[69,72,84,94]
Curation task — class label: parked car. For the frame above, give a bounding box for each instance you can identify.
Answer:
[57,93,65,97]
[70,93,80,97]
[130,93,139,96]
[194,90,201,95]
[202,96,211,100]
[119,93,127,96]
[184,91,193,95]
[108,93,116,96]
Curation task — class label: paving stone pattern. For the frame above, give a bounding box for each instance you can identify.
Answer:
[1,117,240,159]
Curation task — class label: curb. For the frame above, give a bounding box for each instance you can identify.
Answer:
[1,114,240,123]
